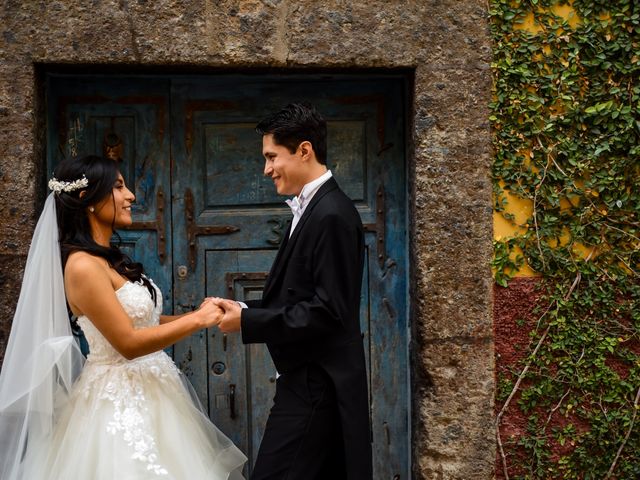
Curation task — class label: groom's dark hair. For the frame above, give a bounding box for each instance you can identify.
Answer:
[255,103,328,165]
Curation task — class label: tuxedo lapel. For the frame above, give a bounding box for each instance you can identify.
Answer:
[263,221,291,296]
[279,177,338,261]
[262,178,338,300]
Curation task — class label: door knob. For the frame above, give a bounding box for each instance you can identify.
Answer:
[177,265,188,279]
[211,362,226,375]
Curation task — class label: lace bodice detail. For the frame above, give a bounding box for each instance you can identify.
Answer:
[75,279,180,476]
[77,279,163,364]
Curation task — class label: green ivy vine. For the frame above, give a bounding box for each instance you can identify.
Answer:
[490,0,640,478]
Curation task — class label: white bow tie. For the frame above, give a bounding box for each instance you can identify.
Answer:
[285,196,303,218]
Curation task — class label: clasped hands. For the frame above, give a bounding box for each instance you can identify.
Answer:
[197,297,242,333]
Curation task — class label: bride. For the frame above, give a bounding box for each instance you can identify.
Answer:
[0,155,246,479]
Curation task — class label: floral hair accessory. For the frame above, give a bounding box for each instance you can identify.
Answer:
[48,175,89,194]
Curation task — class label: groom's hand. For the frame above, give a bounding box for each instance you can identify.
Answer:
[211,298,242,333]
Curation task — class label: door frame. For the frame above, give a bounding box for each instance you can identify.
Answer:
[43,69,413,477]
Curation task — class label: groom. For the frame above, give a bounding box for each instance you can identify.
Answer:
[214,103,372,479]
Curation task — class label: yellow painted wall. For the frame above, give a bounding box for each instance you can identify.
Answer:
[493,1,596,277]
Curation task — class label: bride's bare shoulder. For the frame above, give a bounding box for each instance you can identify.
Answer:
[64,253,114,316]
[65,252,109,283]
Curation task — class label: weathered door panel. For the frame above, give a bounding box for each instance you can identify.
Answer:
[204,249,277,468]
[46,76,173,325]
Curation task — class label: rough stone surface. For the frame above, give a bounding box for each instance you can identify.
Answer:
[415,339,495,479]
[0,0,494,477]
[0,255,26,365]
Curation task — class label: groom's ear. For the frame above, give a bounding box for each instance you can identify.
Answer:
[298,140,313,162]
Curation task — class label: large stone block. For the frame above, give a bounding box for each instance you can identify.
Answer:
[284,0,491,68]
[413,339,495,479]
[414,66,492,145]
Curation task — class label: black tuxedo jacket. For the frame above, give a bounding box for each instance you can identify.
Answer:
[241,177,372,479]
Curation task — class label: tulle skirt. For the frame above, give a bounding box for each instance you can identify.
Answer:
[22,352,246,479]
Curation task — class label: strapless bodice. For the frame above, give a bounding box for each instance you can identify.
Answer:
[77,279,162,364]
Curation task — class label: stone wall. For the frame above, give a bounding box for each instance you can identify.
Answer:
[0,1,494,477]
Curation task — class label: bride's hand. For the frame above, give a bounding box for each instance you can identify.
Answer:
[198,298,215,310]
[195,299,223,329]
[203,297,226,309]
[210,298,242,333]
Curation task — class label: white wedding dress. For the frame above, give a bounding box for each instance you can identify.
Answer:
[21,279,246,479]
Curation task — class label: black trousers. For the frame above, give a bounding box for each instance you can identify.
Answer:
[250,364,347,480]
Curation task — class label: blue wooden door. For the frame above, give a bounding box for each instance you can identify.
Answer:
[46,76,173,328]
[170,75,409,478]
[46,74,408,479]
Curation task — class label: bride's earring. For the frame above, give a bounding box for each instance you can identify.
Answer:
[89,206,95,213]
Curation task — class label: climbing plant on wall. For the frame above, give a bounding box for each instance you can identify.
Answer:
[490,0,639,478]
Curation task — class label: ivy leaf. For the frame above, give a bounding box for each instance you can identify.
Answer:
[490,0,640,476]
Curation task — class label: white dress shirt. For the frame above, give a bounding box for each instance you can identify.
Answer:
[286,169,333,237]
[237,170,333,311]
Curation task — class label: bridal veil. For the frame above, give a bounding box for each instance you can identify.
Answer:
[0,194,84,480]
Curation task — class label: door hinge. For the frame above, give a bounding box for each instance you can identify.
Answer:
[185,188,240,268]
[124,187,167,263]
[363,184,386,269]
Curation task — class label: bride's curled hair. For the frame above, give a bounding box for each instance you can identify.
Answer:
[52,155,156,304]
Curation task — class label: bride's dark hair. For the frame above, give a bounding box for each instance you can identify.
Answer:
[52,155,156,304]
